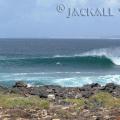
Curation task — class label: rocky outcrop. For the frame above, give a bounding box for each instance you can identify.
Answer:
[8,81,120,99]
[80,83,101,98]
[0,81,120,120]
[101,83,120,97]
[13,81,28,88]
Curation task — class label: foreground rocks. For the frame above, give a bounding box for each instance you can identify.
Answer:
[13,81,28,88]
[0,104,120,120]
[101,83,120,97]
[0,82,120,120]
[9,82,120,99]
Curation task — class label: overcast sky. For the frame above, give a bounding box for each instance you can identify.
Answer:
[0,0,120,38]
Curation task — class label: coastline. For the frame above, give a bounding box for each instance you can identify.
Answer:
[0,81,120,120]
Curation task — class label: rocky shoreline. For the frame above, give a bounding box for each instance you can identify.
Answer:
[0,82,120,120]
[7,82,120,99]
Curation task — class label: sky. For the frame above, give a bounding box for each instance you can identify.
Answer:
[0,0,120,38]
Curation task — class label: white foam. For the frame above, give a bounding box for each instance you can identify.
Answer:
[53,75,120,87]
[76,47,120,65]
[52,47,120,65]
[56,62,61,65]
[0,72,120,87]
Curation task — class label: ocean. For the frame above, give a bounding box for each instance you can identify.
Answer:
[0,39,120,87]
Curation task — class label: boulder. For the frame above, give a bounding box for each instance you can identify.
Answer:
[80,83,101,92]
[101,83,116,93]
[75,94,82,99]
[48,94,55,100]
[39,93,48,98]
[13,81,27,88]
[91,83,101,88]
[81,91,93,98]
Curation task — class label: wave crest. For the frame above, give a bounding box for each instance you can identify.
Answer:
[0,47,120,67]
[78,47,120,65]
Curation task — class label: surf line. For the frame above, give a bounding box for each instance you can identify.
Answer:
[66,8,114,18]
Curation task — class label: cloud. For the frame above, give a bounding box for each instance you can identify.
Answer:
[67,0,88,6]
[104,0,120,7]
[57,0,120,7]
[57,0,89,7]
[36,0,56,8]
[0,0,119,38]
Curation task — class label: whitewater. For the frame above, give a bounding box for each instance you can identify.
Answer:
[0,39,120,87]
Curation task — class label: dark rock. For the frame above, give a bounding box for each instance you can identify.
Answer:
[29,87,40,96]
[80,83,101,91]
[83,105,89,110]
[80,84,91,91]
[103,83,116,92]
[39,92,48,98]
[95,117,102,120]
[100,83,120,97]
[10,88,23,94]
[91,83,101,88]
[79,83,101,98]
[81,91,93,98]
[13,81,27,88]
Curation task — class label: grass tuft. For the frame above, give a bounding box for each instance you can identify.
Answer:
[0,93,49,109]
[64,92,120,109]
[89,92,120,108]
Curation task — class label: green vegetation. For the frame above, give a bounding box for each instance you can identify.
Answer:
[65,98,85,108]
[0,93,49,109]
[0,92,120,110]
[89,92,120,108]
[64,92,120,109]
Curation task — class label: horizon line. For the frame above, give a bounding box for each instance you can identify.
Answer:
[0,37,119,40]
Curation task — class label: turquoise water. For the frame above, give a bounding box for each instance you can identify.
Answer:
[0,39,120,87]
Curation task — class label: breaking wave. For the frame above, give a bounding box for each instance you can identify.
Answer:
[0,47,120,68]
